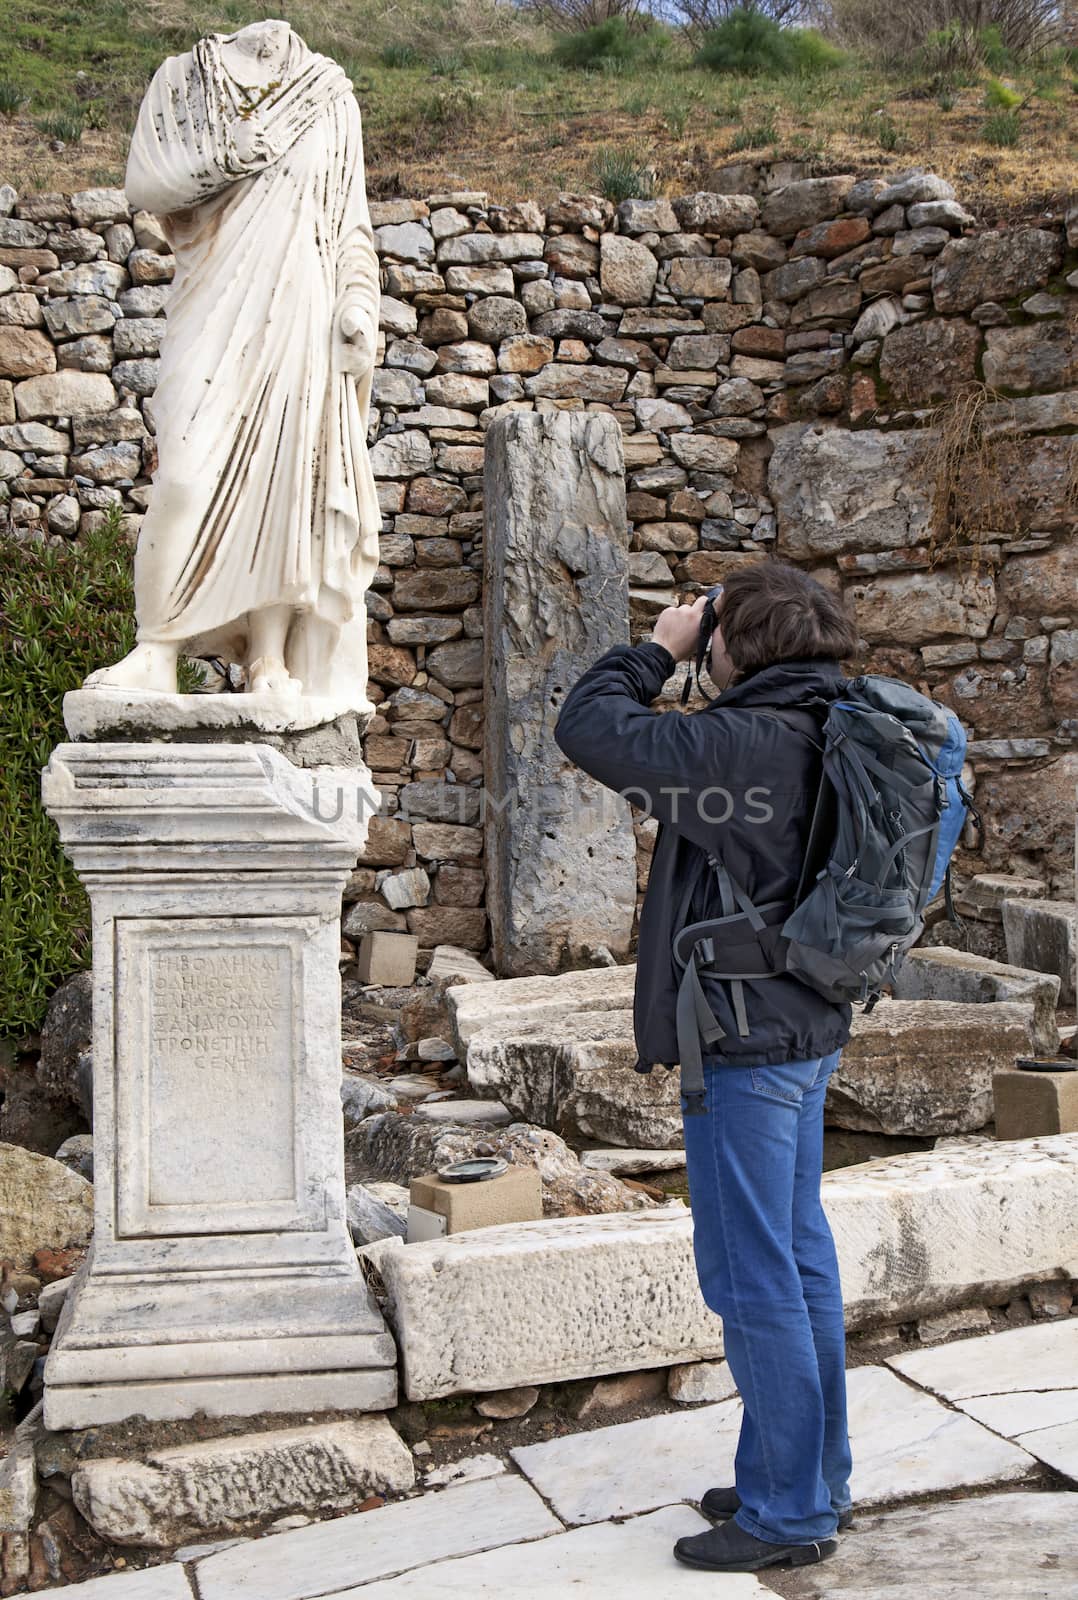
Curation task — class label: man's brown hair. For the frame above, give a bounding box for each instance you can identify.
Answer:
[716,561,859,676]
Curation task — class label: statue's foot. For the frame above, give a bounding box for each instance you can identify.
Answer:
[247,655,302,696]
[83,642,178,693]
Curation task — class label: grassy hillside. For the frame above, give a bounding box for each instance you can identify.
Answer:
[0,0,1075,216]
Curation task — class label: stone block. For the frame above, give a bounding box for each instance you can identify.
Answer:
[932,227,1063,314]
[994,1067,1078,1140]
[0,1143,93,1269]
[954,873,1047,921]
[1002,899,1076,1004]
[366,1134,1078,1398]
[892,947,1059,1054]
[830,999,1035,1135]
[409,1165,542,1233]
[14,370,117,420]
[484,411,635,976]
[72,1419,415,1547]
[356,931,419,985]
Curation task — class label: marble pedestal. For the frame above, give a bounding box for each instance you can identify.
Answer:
[40,740,396,1429]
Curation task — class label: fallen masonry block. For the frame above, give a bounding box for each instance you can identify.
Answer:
[1002,899,1077,1005]
[72,1418,415,1548]
[357,930,419,986]
[448,963,635,1054]
[365,1133,1078,1399]
[955,873,1046,921]
[828,999,1035,1135]
[994,1066,1078,1141]
[892,947,1059,1055]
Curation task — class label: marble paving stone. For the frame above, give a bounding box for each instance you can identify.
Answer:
[58,1568,194,1599]
[195,1475,561,1600]
[959,1387,1078,1437]
[780,1491,1078,1598]
[1011,1418,1078,1477]
[888,1318,1078,1400]
[511,1365,1037,1526]
[328,1506,769,1598]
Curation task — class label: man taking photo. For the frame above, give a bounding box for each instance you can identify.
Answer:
[554,560,860,1575]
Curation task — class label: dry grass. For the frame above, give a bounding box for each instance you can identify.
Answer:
[0,1,1075,215]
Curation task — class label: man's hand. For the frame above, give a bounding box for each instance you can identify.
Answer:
[651,594,709,663]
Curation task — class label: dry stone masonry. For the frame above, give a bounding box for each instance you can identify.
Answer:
[2,166,1076,964]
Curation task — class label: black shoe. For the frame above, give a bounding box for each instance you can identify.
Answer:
[675,1516,837,1572]
[701,1484,853,1531]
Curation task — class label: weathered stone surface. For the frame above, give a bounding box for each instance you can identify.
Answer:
[449,963,636,1053]
[346,1181,408,1244]
[523,363,627,401]
[483,411,635,976]
[599,234,657,306]
[438,232,544,265]
[618,198,678,235]
[72,1419,415,1547]
[36,969,93,1117]
[672,193,758,235]
[0,326,55,378]
[932,228,1063,314]
[1002,899,1077,1005]
[667,1359,739,1405]
[830,999,1035,1134]
[892,947,1059,1055]
[762,176,856,238]
[665,257,733,298]
[983,322,1076,391]
[14,370,116,420]
[879,317,980,401]
[776,1491,1078,1599]
[847,569,996,644]
[367,1133,1078,1397]
[466,1010,680,1148]
[770,423,933,557]
[0,1143,93,1268]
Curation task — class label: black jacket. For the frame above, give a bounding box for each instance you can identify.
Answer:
[554,641,853,1069]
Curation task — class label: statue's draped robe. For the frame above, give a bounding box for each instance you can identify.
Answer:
[125,34,380,671]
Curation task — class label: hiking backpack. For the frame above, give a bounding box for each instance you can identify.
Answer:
[674,674,980,1114]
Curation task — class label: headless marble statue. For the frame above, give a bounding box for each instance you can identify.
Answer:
[84,20,380,713]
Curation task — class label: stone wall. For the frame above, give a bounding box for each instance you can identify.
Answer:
[1,164,1075,969]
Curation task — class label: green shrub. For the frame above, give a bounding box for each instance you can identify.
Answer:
[982,107,1021,144]
[553,17,669,73]
[984,76,1021,108]
[696,8,842,77]
[592,145,654,203]
[0,513,135,1040]
[381,42,420,67]
[0,80,25,116]
[35,108,85,143]
[730,114,778,150]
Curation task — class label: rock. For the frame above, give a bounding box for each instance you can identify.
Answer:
[467,296,526,342]
[72,1419,415,1547]
[349,1114,653,1218]
[0,1143,93,1268]
[523,364,627,401]
[761,175,856,237]
[580,1149,686,1176]
[830,999,1036,1135]
[427,945,493,985]
[1001,899,1077,1005]
[37,261,128,300]
[423,1452,504,1488]
[570,1368,667,1418]
[53,1134,94,1181]
[474,1384,540,1418]
[366,1133,1078,1398]
[346,1182,409,1245]
[954,874,1047,921]
[983,323,1076,392]
[412,1100,510,1125]
[847,569,995,644]
[0,327,55,379]
[770,422,936,558]
[879,318,980,402]
[340,1074,395,1124]
[599,234,657,306]
[673,193,759,235]
[917,1305,991,1341]
[437,232,545,265]
[370,431,441,481]
[375,221,434,263]
[667,1359,739,1404]
[379,867,430,910]
[668,433,739,473]
[37,1277,73,1335]
[618,198,678,234]
[448,964,635,1053]
[70,188,130,228]
[665,257,733,298]
[13,371,116,420]
[893,947,1059,1055]
[932,228,1063,314]
[484,411,635,976]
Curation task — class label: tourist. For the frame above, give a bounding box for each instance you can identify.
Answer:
[554,561,860,1573]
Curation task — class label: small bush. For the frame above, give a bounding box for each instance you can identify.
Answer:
[553,17,669,72]
[35,109,85,144]
[0,80,25,116]
[982,107,1021,144]
[730,114,778,150]
[984,76,1021,108]
[696,8,842,76]
[381,42,420,67]
[592,144,654,202]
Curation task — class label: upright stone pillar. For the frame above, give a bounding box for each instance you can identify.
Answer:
[40,741,396,1429]
[483,410,636,976]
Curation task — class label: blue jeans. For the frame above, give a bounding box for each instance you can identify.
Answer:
[681,1048,853,1546]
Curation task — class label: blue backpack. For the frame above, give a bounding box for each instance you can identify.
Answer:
[673,675,980,1112]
